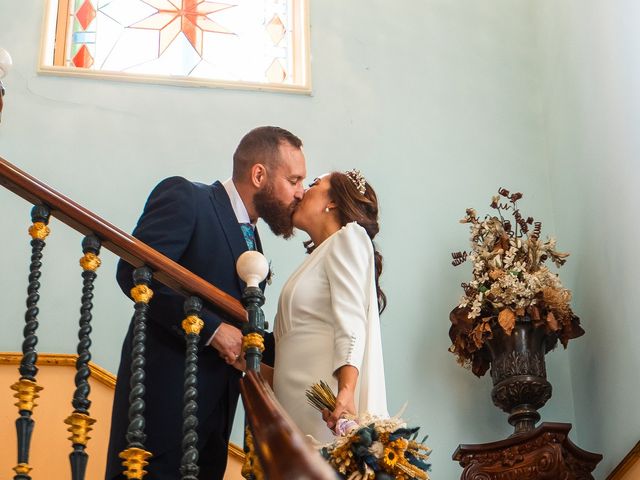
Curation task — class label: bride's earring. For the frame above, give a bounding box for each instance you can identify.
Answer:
[324,207,330,213]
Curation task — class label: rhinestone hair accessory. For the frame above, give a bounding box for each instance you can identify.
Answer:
[345,169,366,195]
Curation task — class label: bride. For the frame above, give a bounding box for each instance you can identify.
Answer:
[271,169,388,443]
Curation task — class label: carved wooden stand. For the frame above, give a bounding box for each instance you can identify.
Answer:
[453,422,602,479]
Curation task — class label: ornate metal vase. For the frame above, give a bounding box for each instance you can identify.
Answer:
[485,316,553,435]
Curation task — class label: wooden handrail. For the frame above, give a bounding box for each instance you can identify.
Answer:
[0,156,246,323]
[240,370,336,480]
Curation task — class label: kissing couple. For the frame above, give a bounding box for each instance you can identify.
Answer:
[105,126,388,480]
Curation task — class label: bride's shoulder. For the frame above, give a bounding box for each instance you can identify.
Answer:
[324,223,373,272]
[341,221,368,237]
[332,222,372,250]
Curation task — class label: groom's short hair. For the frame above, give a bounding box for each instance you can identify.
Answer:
[233,126,303,181]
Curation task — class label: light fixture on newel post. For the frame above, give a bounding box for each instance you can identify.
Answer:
[0,47,13,123]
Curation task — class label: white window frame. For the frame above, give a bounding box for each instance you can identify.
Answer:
[38,0,312,94]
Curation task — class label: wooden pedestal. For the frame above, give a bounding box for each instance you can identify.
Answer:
[453,422,602,479]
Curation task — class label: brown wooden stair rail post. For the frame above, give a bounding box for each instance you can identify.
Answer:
[64,235,102,480]
[10,204,51,480]
[240,372,337,480]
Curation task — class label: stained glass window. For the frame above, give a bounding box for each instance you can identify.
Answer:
[40,0,310,93]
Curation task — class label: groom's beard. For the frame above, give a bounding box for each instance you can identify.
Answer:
[254,183,299,239]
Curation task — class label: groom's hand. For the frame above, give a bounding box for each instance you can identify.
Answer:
[210,323,243,364]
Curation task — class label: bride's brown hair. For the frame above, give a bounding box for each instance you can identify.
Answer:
[304,171,387,313]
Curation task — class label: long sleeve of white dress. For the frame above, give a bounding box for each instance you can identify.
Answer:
[326,223,388,418]
[325,223,370,374]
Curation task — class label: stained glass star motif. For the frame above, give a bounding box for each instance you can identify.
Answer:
[130,0,235,56]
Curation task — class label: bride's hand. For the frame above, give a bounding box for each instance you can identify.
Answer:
[325,365,359,432]
[323,389,356,432]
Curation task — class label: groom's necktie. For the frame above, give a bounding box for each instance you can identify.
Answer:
[240,223,256,251]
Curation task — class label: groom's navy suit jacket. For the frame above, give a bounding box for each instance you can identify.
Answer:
[106,177,273,479]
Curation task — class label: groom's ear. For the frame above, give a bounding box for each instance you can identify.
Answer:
[250,163,267,188]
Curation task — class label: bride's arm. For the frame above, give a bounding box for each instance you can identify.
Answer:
[323,365,358,430]
[323,225,371,432]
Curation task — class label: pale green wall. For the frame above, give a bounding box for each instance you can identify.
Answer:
[0,1,582,477]
[536,0,640,476]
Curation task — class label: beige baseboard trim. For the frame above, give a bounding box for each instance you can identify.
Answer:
[0,352,116,388]
[607,441,640,480]
[228,442,245,461]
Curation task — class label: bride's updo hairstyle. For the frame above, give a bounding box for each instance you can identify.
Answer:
[322,170,387,313]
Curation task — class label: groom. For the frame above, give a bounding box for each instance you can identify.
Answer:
[105,126,306,479]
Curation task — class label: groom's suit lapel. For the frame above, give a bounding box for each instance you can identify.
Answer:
[254,227,264,255]
[209,181,248,292]
[209,181,268,293]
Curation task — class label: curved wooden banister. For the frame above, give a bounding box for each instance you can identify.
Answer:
[0,156,246,323]
[240,370,336,480]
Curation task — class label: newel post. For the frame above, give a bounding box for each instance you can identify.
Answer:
[236,251,270,371]
[236,251,269,480]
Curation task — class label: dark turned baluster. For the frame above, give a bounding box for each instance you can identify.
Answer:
[241,285,266,372]
[11,205,51,480]
[64,235,102,480]
[240,289,266,480]
[237,253,268,480]
[119,267,153,479]
[180,296,204,480]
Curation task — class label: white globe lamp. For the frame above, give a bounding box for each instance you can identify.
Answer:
[236,251,269,288]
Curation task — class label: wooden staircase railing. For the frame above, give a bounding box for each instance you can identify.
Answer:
[241,370,336,480]
[0,156,334,480]
[0,156,246,323]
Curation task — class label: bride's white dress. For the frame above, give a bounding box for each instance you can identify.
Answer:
[273,222,388,443]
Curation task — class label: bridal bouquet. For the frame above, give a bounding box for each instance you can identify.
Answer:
[306,382,432,480]
[449,188,585,376]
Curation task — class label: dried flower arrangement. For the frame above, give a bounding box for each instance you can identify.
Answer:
[449,188,585,377]
[306,382,431,480]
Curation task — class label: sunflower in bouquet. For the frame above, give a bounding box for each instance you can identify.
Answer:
[306,381,431,480]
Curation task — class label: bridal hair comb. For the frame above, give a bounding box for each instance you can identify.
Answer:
[345,169,366,195]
